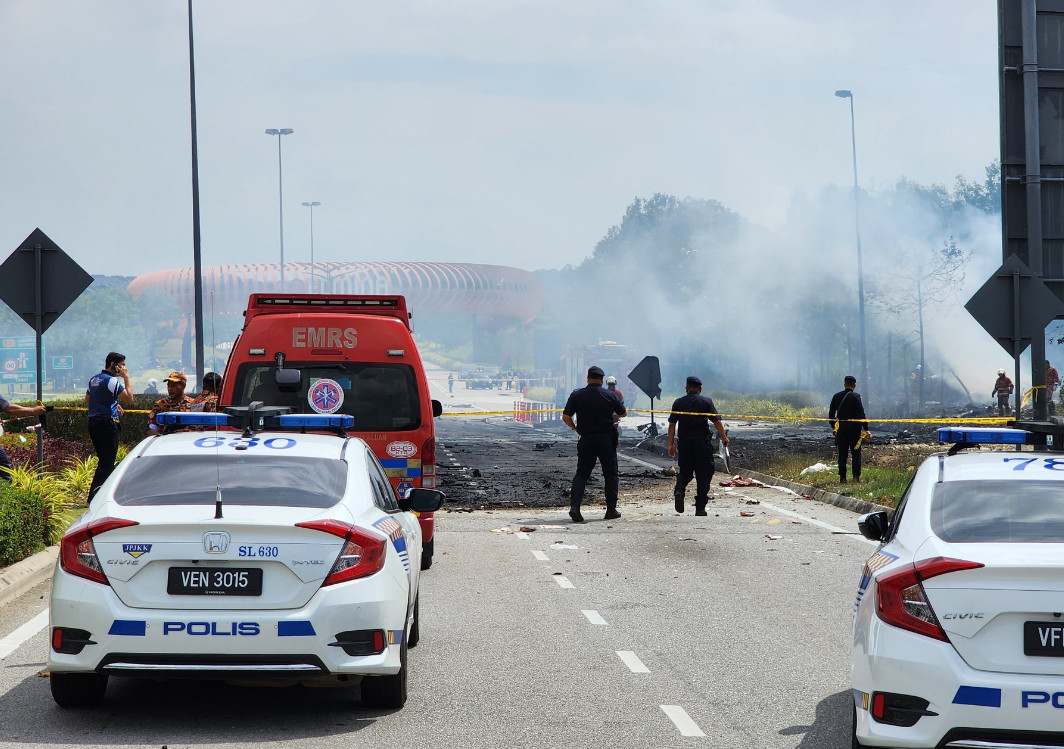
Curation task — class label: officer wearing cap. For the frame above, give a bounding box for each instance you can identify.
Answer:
[148,371,195,435]
[829,375,867,483]
[562,365,627,523]
[667,376,729,515]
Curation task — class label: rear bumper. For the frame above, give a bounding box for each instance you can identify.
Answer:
[853,615,1064,747]
[48,565,409,680]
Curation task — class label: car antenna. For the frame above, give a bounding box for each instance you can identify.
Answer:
[210,293,224,520]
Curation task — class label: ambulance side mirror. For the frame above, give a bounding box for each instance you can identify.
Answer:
[275,368,302,392]
[431,399,443,418]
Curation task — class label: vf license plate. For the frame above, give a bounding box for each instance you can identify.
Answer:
[1024,621,1064,657]
[167,567,263,596]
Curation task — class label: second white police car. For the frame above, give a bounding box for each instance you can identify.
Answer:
[852,425,1064,748]
[47,406,443,710]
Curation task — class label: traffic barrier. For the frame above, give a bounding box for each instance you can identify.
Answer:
[513,401,554,424]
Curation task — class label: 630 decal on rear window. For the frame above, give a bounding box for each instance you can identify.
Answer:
[193,436,298,450]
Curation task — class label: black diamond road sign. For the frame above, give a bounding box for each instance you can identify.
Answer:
[0,228,93,333]
[628,355,662,399]
[965,254,1064,357]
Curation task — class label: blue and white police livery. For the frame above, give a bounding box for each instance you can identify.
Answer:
[852,425,1064,747]
[47,408,443,710]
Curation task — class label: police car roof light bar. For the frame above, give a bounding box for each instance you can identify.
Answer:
[159,406,352,436]
[938,426,1051,455]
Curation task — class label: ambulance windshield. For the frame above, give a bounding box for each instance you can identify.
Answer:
[233,362,422,432]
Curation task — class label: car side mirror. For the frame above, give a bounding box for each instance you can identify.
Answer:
[857,511,890,542]
[398,487,446,513]
[431,399,443,418]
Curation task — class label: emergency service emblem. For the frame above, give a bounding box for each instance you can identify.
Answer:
[386,441,417,458]
[307,378,344,414]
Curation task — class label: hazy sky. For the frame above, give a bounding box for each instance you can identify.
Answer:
[0,1,999,279]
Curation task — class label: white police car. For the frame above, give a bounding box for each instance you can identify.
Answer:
[47,406,444,710]
[852,425,1064,747]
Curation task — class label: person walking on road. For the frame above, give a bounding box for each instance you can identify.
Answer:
[992,368,1013,417]
[0,397,46,480]
[829,375,867,484]
[562,365,627,523]
[86,352,133,502]
[667,376,729,515]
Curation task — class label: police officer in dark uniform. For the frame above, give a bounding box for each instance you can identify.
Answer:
[829,375,867,483]
[562,365,627,523]
[667,376,729,515]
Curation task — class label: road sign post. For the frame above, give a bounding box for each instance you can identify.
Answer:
[966,255,1064,417]
[0,229,93,471]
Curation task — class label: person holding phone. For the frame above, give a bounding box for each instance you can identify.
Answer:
[85,351,133,502]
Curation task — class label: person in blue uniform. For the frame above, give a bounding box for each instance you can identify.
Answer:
[829,375,867,483]
[667,376,729,515]
[85,352,133,501]
[562,365,627,523]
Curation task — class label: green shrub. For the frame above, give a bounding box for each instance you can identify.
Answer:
[0,481,46,566]
[43,396,151,446]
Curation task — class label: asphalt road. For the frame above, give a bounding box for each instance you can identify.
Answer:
[0,481,875,749]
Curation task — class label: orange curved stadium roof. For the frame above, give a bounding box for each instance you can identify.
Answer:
[126,261,544,323]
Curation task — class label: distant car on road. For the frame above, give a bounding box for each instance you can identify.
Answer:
[47,407,444,710]
[460,366,498,390]
[851,424,1064,748]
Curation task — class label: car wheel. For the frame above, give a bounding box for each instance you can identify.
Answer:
[50,672,108,708]
[420,538,434,571]
[361,632,408,709]
[408,593,420,648]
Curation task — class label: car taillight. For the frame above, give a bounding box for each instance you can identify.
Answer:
[59,518,140,585]
[295,520,387,585]
[421,437,436,488]
[875,557,984,641]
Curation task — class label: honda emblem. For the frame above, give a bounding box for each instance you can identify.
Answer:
[203,531,230,554]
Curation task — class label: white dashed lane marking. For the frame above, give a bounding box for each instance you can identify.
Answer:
[0,610,48,661]
[661,705,706,737]
[617,650,650,673]
[531,550,549,561]
[554,574,575,589]
[582,610,608,625]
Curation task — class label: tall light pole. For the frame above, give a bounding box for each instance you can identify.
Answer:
[835,89,869,399]
[188,0,204,386]
[265,128,294,291]
[302,201,321,293]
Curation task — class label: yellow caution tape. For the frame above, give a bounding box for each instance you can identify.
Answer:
[31,404,1017,428]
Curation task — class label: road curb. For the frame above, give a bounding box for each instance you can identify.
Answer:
[735,468,892,517]
[0,546,57,608]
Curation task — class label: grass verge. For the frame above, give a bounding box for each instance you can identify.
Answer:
[747,443,941,509]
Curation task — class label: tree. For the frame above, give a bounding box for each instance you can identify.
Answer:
[868,237,972,407]
[45,287,149,386]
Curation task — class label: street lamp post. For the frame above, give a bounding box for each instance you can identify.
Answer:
[302,201,321,293]
[265,128,294,291]
[834,89,869,398]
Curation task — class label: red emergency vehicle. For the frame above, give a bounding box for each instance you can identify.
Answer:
[219,294,443,569]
